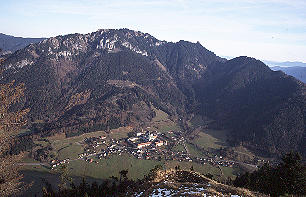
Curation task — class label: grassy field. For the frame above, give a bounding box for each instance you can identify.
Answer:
[190,129,229,151]
[51,131,106,146]
[67,154,162,180]
[220,166,236,179]
[21,163,50,173]
[189,115,215,128]
[165,160,221,178]
[47,130,107,160]
[192,131,224,150]
[172,143,185,152]
[20,151,238,197]
[152,107,169,122]
[186,142,206,157]
[149,107,181,134]
[189,115,206,128]
[21,170,105,197]
[21,154,233,182]
[165,160,238,181]
[57,144,83,160]
[187,114,230,152]
[21,170,61,196]
[108,127,132,140]
[22,154,41,163]
[49,128,132,161]
[203,129,229,142]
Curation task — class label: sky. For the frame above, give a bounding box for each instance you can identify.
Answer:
[1,0,306,62]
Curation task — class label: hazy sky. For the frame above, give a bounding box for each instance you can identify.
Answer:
[1,0,306,62]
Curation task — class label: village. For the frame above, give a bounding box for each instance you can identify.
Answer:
[50,128,235,170]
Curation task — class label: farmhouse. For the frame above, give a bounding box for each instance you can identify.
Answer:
[148,133,157,141]
[137,142,151,149]
[137,131,146,137]
[155,141,164,147]
[128,137,139,142]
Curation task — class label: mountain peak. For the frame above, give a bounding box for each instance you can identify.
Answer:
[226,56,270,72]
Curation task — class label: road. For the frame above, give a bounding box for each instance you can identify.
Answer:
[17,163,49,167]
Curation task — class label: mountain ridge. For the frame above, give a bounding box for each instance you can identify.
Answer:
[194,56,305,156]
[271,66,306,83]
[0,33,45,54]
[1,28,305,157]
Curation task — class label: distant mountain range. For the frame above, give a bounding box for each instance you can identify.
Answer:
[264,60,306,83]
[270,66,306,83]
[264,60,306,68]
[0,29,305,157]
[0,33,45,54]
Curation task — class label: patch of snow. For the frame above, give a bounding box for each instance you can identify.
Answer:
[47,47,54,55]
[135,191,143,197]
[135,184,241,197]
[155,41,165,46]
[49,38,60,49]
[136,50,148,56]
[57,51,72,57]
[8,59,34,69]
[150,188,172,197]
[121,41,148,56]
[96,37,118,52]
[122,41,132,49]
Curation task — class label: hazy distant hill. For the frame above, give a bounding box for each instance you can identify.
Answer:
[264,60,306,68]
[1,29,305,157]
[271,66,306,83]
[0,33,45,54]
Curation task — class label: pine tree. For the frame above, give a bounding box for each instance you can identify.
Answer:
[233,151,306,196]
[278,152,306,195]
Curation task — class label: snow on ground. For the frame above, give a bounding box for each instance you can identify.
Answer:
[134,184,242,196]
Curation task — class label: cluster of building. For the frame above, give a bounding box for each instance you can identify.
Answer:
[127,131,167,149]
[49,128,237,169]
[50,159,70,169]
[83,136,106,148]
[74,130,170,161]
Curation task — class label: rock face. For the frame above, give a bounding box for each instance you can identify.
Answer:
[1,29,305,156]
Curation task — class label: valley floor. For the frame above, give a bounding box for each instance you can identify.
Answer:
[19,111,268,196]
